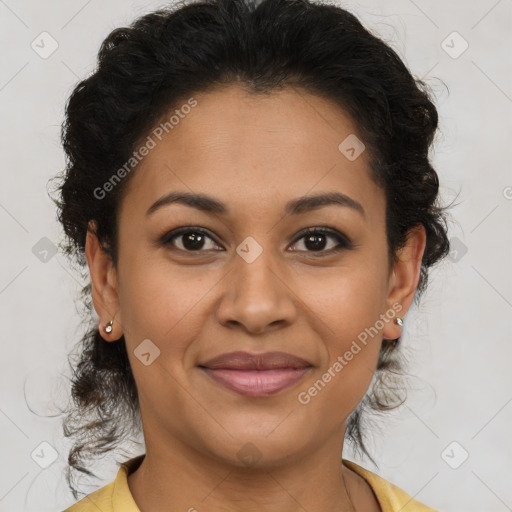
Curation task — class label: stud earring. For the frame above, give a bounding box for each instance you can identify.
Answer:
[104,319,114,333]
[394,317,403,327]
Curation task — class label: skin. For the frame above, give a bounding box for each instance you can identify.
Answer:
[85,83,426,512]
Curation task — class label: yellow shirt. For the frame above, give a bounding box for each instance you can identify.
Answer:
[63,455,440,511]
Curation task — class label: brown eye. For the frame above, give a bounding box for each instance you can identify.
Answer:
[290,228,353,255]
[160,227,222,252]
[159,226,353,256]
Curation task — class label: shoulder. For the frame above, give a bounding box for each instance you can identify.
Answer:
[62,481,115,512]
[342,459,441,512]
[62,455,144,512]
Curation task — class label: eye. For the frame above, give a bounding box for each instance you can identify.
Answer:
[159,226,354,255]
[159,227,222,253]
[289,227,353,255]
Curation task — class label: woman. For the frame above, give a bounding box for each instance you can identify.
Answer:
[52,0,450,509]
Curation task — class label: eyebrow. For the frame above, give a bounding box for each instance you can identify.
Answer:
[146,191,365,218]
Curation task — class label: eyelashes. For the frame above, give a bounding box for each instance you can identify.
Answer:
[160,227,221,253]
[289,227,354,254]
[158,226,355,256]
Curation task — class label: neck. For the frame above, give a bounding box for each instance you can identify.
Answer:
[127,434,360,512]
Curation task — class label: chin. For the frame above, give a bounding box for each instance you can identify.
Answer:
[199,423,314,470]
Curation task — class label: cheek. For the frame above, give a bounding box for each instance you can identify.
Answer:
[117,250,205,340]
[299,258,387,339]
[296,264,386,402]
[117,256,222,398]
[117,267,201,413]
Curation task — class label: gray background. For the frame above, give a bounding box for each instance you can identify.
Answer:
[0,1,511,511]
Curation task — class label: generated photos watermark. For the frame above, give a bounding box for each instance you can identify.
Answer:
[297,302,403,405]
[93,97,198,200]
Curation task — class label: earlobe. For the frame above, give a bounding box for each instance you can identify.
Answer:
[85,221,122,341]
[382,224,427,340]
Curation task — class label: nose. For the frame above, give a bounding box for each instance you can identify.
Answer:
[215,245,297,335]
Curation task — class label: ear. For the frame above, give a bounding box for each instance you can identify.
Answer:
[382,224,427,340]
[85,220,122,341]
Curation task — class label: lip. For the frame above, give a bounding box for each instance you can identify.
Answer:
[198,351,313,397]
[199,351,312,370]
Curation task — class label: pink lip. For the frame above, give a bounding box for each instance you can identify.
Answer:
[199,350,312,370]
[198,351,313,397]
[200,367,312,396]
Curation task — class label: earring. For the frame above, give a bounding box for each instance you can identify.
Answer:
[383,316,404,344]
[104,319,114,334]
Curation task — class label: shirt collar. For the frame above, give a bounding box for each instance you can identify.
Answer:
[112,454,145,511]
[111,454,436,512]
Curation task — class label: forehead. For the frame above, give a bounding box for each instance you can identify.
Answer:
[118,84,384,223]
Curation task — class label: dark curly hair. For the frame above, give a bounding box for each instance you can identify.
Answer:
[48,0,451,499]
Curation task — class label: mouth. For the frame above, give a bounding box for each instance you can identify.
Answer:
[197,351,313,397]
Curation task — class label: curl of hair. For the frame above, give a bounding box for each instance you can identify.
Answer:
[49,0,451,498]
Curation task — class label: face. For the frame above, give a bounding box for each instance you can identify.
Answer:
[86,84,425,468]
